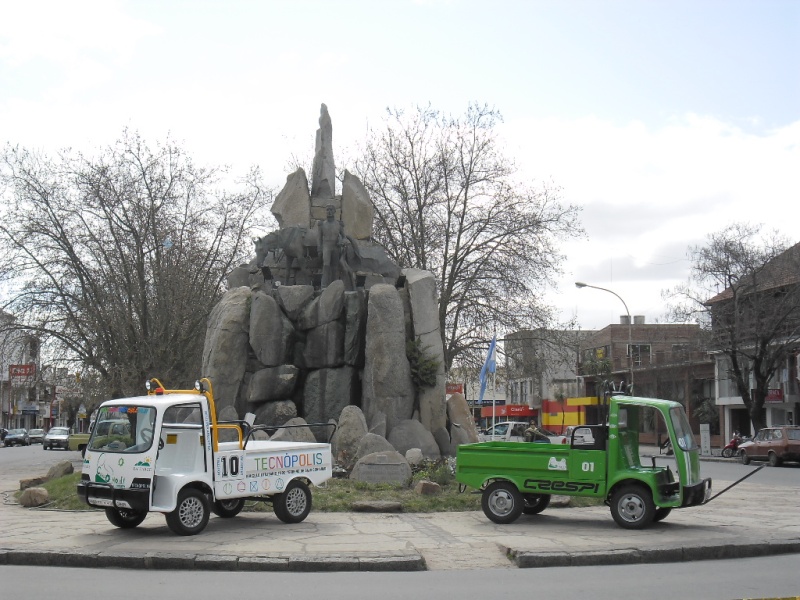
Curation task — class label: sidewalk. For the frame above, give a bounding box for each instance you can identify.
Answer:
[1,455,799,572]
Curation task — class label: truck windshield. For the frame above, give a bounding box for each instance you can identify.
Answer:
[88,405,157,453]
[669,406,698,451]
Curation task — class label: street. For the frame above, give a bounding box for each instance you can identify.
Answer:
[1,555,799,600]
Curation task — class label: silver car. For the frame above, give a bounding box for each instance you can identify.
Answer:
[43,426,71,450]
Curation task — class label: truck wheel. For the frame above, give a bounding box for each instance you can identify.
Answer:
[653,507,672,522]
[213,497,245,518]
[481,481,523,524]
[768,452,782,467]
[610,484,655,529]
[105,507,147,529]
[273,480,312,523]
[522,493,551,515]
[721,447,733,458]
[166,488,210,535]
[741,450,750,465]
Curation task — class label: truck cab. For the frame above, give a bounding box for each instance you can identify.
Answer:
[77,378,332,535]
[457,395,712,529]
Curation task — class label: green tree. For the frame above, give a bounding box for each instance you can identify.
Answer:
[0,131,271,399]
[350,104,582,372]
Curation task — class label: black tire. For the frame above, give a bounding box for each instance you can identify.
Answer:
[212,497,246,518]
[653,507,672,522]
[721,447,733,458]
[481,481,523,524]
[273,480,312,524]
[165,488,210,535]
[105,507,147,529]
[522,493,551,515]
[43,444,48,451]
[610,484,656,529]
[741,450,751,465]
[768,452,782,467]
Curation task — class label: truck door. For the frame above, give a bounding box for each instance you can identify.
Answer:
[151,402,207,510]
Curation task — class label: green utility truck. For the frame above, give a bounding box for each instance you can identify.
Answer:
[456,395,712,529]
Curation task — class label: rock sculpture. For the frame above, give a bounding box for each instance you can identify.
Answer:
[204,104,479,472]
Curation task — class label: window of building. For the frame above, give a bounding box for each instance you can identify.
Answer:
[627,344,651,366]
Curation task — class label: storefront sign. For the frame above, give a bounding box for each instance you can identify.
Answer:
[480,404,536,418]
[764,388,784,403]
[446,383,464,395]
[9,364,36,385]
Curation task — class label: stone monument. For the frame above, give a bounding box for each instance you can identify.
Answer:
[204,104,478,478]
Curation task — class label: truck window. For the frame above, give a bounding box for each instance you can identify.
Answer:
[669,406,698,451]
[88,405,156,453]
[163,403,202,426]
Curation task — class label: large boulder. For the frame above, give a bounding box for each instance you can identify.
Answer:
[202,287,252,414]
[343,291,366,367]
[302,321,345,368]
[271,167,311,229]
[247,365,299,403]
[46,460,74,481]
[331,405,369,467]
[350,451,412,485]
[387,419,441,460]
[19,487,49,507]
[303,367,358,437]
[355,433,395,462]
[361,284,414,435]
[310,104,336,208]
[404,268,447,434]
[269,417,317,443]
[341,170,373,240]
[252,400,298,428]
[250,291,295,367]
[446,392,480,454]
[298,280,345,330]
[275,285,315,321]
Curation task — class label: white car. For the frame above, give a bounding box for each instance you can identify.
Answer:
[479,421,566,444]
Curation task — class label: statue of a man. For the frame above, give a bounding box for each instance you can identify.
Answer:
[318,204,346,288]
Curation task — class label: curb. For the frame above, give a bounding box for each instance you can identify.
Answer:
[507,538,800,568]
[0,548,427,572]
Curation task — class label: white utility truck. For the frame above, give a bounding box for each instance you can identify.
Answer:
[77,378,333,535]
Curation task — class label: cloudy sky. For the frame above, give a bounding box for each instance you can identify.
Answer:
[2,0,798,331]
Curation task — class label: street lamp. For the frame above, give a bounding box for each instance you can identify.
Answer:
[575,281,634,392]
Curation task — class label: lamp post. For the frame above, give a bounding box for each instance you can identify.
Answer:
[575,281,634,392]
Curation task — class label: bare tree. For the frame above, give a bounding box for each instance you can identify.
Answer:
[349,104,582,371]
[0,130,272,398]
[666,223,800,432]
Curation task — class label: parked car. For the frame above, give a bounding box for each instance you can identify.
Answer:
[740,425,800,467]
[29,428,45,444]
[563,425,596,445]
[478,421,566,444]
[3,428,30,447]
[43,426,71,450]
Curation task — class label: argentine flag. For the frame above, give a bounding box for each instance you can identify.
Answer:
[478,336,497,404]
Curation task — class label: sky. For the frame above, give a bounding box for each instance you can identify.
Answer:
[1,0,798,332]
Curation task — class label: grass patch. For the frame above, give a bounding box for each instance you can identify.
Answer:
[26,466,602,513]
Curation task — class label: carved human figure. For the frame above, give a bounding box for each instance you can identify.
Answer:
[318,204,345,288]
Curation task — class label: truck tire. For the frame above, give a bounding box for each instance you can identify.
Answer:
[481,481,523,524]
[653,507,672,522]
[105,507,147,529]
[522,493,551,515]
[610,484,655,529]
[273,480,312,523]
[212,497,245,518]
[166,488,210,535]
